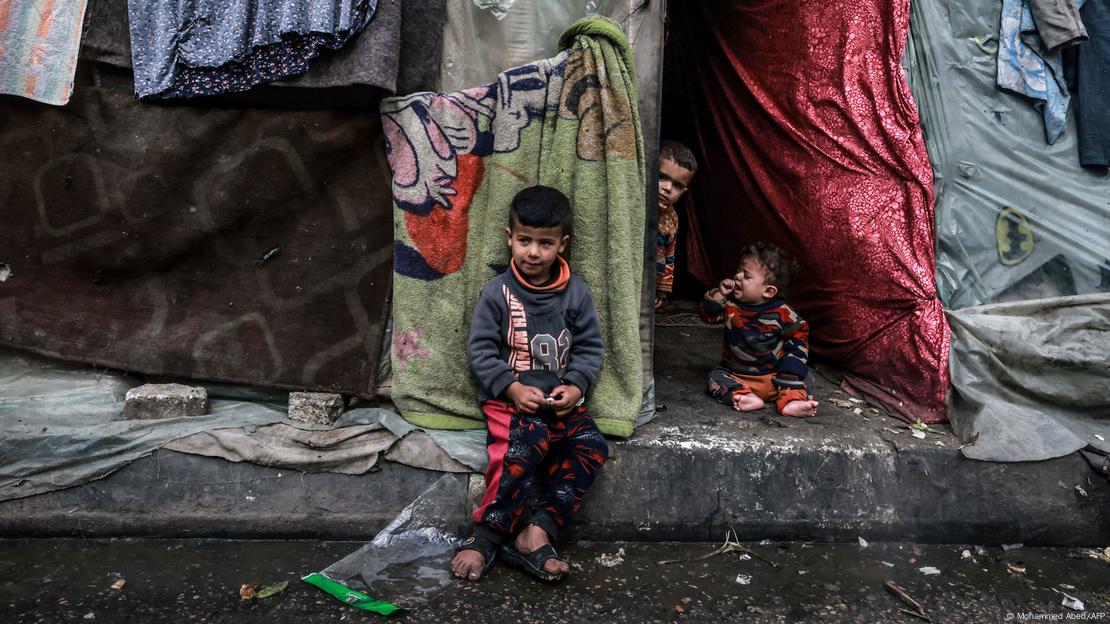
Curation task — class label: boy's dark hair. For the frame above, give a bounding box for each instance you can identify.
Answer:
[510,185,573,235]
[740,242,800,298]
[660,140,698,175]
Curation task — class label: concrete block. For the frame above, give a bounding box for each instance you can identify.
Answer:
[123,384,207,419]
[288,392,344,425]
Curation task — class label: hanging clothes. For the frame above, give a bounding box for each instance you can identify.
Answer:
[1029,0,1089,50]
[127,0,378,99]
[1078,0,1110,167]
[0,0,89,105]
[998,0,1086,144]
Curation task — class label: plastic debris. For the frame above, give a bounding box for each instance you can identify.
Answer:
[1061,593,1085,612]
[596,547,626,568]
[735,574,752,585]
[858,537,869,548]
[83,613,95,620]
[1075,485,1089,498]
[960,550,971,559]
[1082,547,1110,563]
[0,263,11,282]
[110,579,125,591]
[303,474,469,615]
[852,408,863,415]
[910,421,941,434]
[918,566,941,575]
[1001,543,1023,552]
[257,247,281,266]
[1096,434,1105,442]
[911,430,927,440]
[1006,562,1026,574]
[738,553,752,561]
[881,561,895,567]
[473,0,519,21]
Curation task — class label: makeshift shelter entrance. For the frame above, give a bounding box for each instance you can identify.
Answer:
[657,0,1109,460]
[659,0,949,423]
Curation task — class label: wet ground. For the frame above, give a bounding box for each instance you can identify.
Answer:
[2,539,1108,623]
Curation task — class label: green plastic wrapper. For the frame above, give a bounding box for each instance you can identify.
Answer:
[301,573,400,615]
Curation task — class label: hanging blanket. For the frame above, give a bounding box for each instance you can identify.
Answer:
[0,0,89,105]
[380,16,645,437]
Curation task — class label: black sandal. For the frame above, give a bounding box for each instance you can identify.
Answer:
[498,543,567,583]
[455,534,498,580]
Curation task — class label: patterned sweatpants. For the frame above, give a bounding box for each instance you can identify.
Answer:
[472,400,608,541]
[707,366,810,414]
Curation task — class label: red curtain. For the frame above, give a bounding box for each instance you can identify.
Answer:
[666,0,949,422]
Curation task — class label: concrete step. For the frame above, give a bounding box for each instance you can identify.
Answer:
[1,325,1106,545]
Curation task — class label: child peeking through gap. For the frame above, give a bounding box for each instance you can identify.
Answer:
[655,140,697,309]
[451,185,608,584]
[700,242,820,418]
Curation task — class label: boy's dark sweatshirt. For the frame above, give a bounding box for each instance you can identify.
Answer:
[468,256,604,402]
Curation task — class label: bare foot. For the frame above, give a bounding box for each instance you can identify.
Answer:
[450,549,487,581]
[514,524,569,576]
[780,399,819,417]
[732,393,765,412]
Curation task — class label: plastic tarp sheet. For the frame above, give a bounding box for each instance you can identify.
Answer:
[439,0,607,92]
[945,296,1110,462]
[908,0,1110,460]
[909,1,1110,310]
[164,407,486,474]
[0,348,487,502]
[0,349,286,501]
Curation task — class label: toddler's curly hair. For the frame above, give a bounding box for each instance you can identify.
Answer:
[739,242,800,298]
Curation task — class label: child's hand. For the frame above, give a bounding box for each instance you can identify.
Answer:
[718,278,736,297]
[505,382,547,414]
[549,384,583,418]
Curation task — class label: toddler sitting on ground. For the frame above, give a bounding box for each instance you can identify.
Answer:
[699,242,819,417]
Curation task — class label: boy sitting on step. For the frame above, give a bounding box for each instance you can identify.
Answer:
[450,185,608,583]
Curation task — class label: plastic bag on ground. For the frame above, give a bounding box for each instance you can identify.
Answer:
[303,474,470,614]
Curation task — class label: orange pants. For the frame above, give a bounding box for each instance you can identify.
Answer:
[707,366,808,414]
